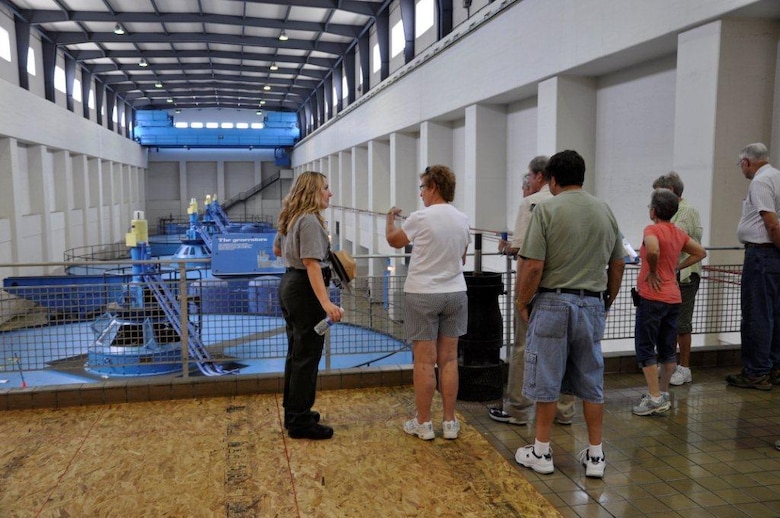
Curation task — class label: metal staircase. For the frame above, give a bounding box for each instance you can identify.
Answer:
[142,273,234,376]
[220,172,281,212]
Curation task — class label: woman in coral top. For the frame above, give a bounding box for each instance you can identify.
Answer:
[633,188,706,416]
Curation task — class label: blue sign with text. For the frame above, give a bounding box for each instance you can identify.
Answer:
[211,233,285,276]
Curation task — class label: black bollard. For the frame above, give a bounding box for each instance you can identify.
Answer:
[458,270,504,401]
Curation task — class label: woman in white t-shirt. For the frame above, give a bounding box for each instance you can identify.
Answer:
[386,165,471,440]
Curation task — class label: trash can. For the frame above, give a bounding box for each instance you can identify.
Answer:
[458,271,504,401]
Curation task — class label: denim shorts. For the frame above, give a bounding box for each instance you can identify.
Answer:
[521,292,606,404]
[634,297,680,367]
[404,291,468,341]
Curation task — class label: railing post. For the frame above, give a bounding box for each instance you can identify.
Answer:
[178,262,190,378]
[502,232,514,354]
[474,233,482,273]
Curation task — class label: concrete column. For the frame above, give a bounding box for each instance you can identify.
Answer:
[99,160,111,245]
[368,139,391,278]
[87,157,101,246]
[339,149,354,208]
[353,145,369,211]
[70,154,88,251]
[368,139,391,215]
[352,145,370,266]
[390,132,417,211]
[537,76,597,192]
[464,104,507,229]
[0,138,20,270]
[178,161,188,216]
[216,160,225,204]
[339,149,354,249]
[420,120,453,171]
[51,150,70,265]
[673,19,779,260]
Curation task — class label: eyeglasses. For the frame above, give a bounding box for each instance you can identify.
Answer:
[737,157,747,166]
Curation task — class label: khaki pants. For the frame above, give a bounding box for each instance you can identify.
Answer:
[504,307,576,422]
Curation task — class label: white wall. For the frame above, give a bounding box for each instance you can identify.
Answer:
[595,55,678,248]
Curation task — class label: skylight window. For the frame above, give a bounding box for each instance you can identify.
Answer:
[416,0,435,38]
[391,21,405,58]
[0,27,11,62]
[372,44,380,73]
[27,47,35,76]
[54,66,66,93]
[73,78,82,102]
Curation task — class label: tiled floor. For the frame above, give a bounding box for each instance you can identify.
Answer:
[456,365,780,518]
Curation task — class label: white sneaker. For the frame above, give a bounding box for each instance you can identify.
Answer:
[670,365,692,386]
[442,419,460,439]
[577,448,606,478]
[515,445,554,474]
[404,418,435,440]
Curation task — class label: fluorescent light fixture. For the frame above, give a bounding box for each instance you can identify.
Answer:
[113,23,125,35]
[256,110,262,115]
[166,97,173,103]
[155,81,163,88]
[270,62,278,71]
[279,30,289,41]
[139,58,148,67]
[263,85,271,91]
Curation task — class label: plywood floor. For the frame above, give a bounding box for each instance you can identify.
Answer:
[0,386,559,517]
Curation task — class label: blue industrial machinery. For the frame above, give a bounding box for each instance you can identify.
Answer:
[133,110,299,149]
[85,211,235,377]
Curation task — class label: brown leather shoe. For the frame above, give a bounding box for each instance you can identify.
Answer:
[726,372,772,391]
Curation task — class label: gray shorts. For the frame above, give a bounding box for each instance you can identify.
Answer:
[404,292,468,341]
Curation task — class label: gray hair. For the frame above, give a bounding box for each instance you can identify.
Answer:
[739,143,769,162]
[650,188,679,221]
[528,155,549,180]
[652,171,684,197]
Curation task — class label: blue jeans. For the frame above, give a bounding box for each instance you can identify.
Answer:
[634,297,680,367]
[522,292,606,404]
[740,246,780,377]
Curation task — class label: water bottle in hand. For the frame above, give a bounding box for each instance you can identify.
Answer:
[314,317,333,335]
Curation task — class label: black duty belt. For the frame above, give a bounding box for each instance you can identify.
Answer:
[285,267,332,285]
[538,287,601,298]
[745,242,775,248]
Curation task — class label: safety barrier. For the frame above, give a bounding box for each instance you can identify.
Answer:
[0,258,741,386]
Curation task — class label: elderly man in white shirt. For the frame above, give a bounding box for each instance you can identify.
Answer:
[727,142,780,391]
